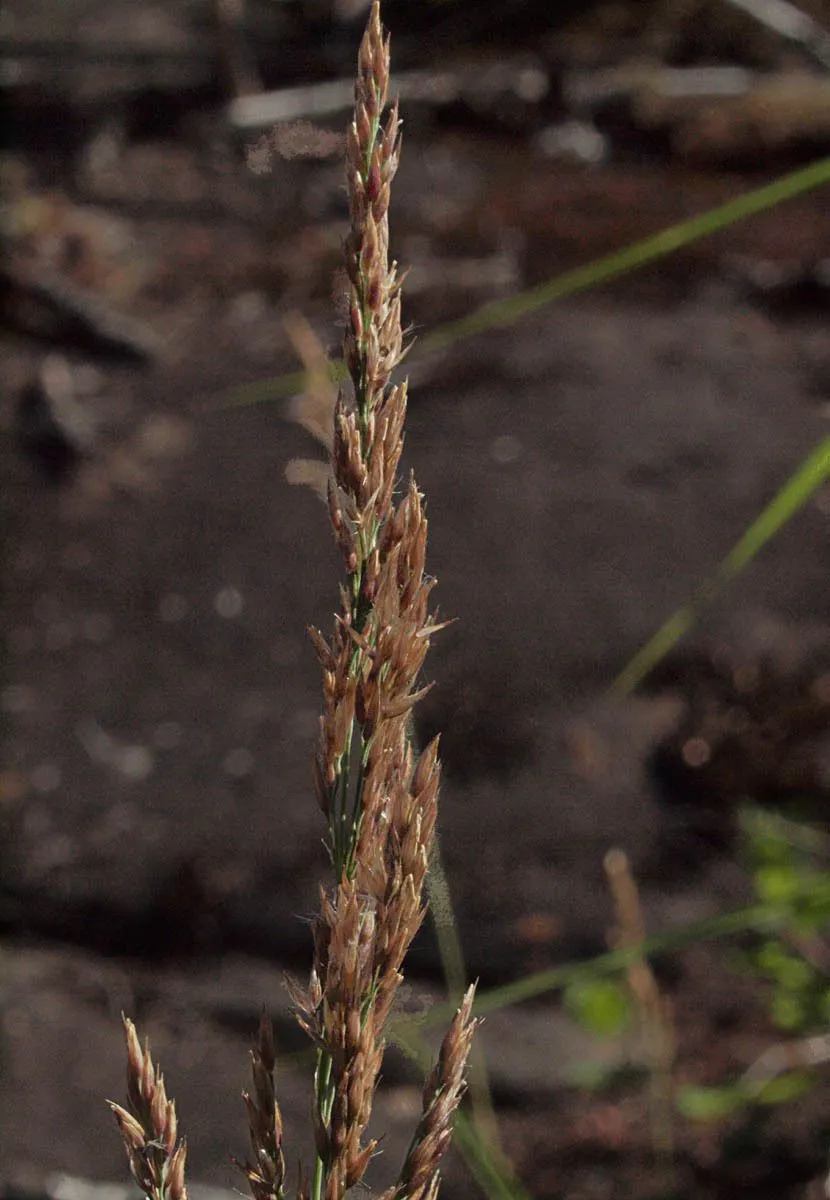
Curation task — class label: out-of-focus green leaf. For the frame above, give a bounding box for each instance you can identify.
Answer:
[676,1084,745,1121]
[565,979,632,1038]
[770,989,807,1031]
[755,865,803,906]
[757,1071,813,1106]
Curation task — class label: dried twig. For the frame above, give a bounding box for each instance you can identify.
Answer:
[1,263,160,362]
[605,849,676,1163]
[228,58,547,131]
[724,0,830,73]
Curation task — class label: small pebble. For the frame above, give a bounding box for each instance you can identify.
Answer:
[118,745,154,781]
[134,413,192,459]
[215,585,244,619]
[490,434,522,464]
[228,290,268,325]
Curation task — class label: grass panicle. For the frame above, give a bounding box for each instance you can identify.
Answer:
[110,5,476,1200]
[298,3,477,1195]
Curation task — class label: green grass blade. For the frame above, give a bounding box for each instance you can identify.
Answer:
[612,437,830,696]
[718,438,830,579]
[401,901,783,1032]
[215,155,830,409]
[426,839,505,1154]
[423,157,830,351]
[388,899,788,1199]
[450,1109,535,1200]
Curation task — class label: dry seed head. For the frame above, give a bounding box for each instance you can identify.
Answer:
[304,4,475,1196]
[124,1016,144,1086]
[392,987,479,1200]
[166,1143,188,1200]
[110,1016,188,1200]
[234,1012,286,1200]
[109,1104,146,1152]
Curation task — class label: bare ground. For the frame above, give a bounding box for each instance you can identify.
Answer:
[3,4,830,1196]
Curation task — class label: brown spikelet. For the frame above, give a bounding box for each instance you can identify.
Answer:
[108,1015,188,1200]
[234,1010,286,1200]
[391,987,480,1200]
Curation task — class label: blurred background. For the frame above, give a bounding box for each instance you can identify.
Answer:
[3,1,830,1197]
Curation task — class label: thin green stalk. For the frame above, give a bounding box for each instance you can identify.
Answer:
[312,1051,334,1200]
[613,437,830,695]
[396,901,785,1036]
[444,1110,534,1200]
[427,811,503,1151]
[383,902,788,1200]
[422,157,830,351]
[216,156,830,411]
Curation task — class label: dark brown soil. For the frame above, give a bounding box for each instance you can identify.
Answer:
[3,3,830,1198]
